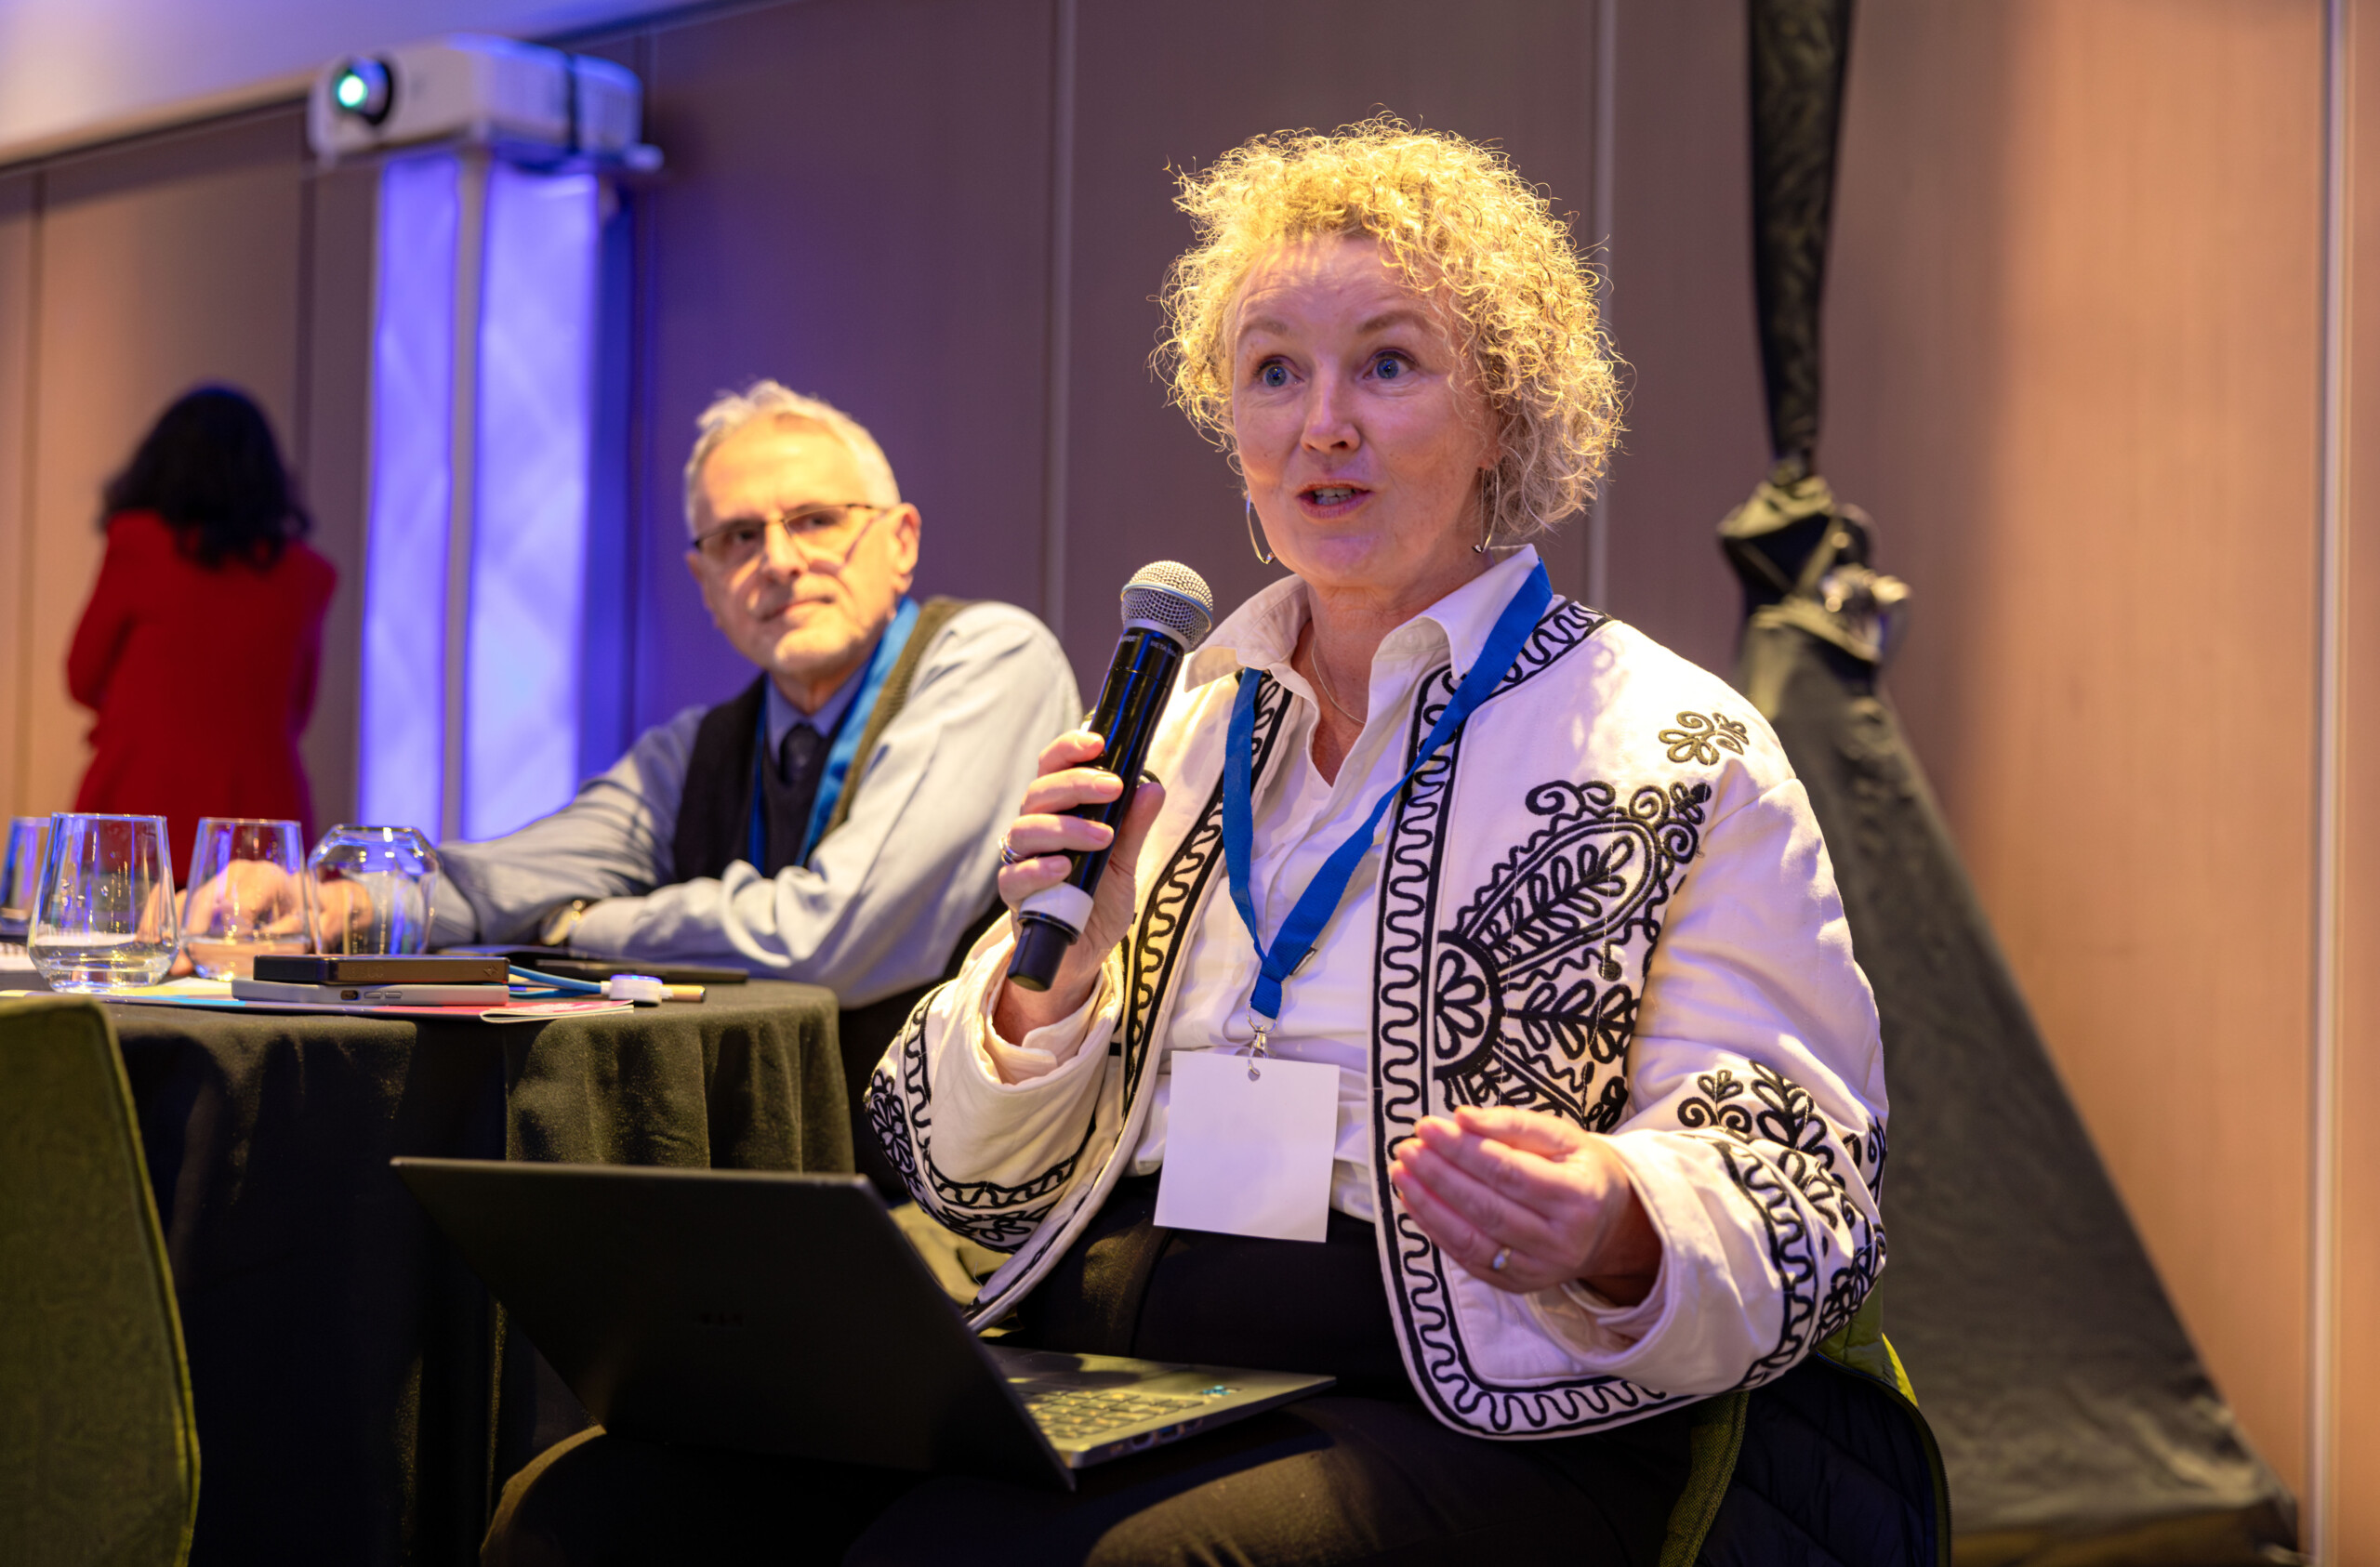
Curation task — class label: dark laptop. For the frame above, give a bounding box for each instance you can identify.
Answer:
[393,1158,1332,1489]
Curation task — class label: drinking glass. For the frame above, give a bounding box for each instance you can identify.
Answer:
[30,813,178,992]
[0,815,48,942]
[308,825,440,955]
[181,817,310,979]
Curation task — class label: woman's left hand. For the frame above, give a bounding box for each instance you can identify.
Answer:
[1388,1105,1661,1303]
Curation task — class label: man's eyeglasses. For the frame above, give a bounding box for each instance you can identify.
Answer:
[690,502,891,571]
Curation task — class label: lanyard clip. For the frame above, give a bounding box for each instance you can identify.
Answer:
[1248,1016,1273,1080]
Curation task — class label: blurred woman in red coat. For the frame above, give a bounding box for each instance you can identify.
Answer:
[67,386,337,867]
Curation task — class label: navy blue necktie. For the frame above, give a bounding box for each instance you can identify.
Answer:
[768,724,830,875]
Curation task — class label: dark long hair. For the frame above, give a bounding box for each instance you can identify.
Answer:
[102,386,312,568]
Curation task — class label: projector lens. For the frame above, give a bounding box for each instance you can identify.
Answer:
[328,58,393,126]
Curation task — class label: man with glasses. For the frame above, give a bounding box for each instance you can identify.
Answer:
[430,384,1079,1185]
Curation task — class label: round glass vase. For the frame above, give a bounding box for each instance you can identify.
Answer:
[307,824,441,956]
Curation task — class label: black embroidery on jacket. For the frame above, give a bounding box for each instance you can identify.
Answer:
[1678,1067,1753,1138]
[1431,780,1708,1128]
[866,994,930,1189]
[1376,600,1701,1434]
[869,994,1087,1250]
[1720,1141,1821,1384]
[1676,1060,1888,1381]
[1658,710,1751,765]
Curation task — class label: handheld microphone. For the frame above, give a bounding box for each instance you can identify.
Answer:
[1008,561,1215,992]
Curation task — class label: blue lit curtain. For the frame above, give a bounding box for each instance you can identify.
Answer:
[360,152,605,842]
[359,153,457,832]
[467,164,599,840]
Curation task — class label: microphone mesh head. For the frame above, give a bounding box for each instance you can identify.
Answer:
[1119,561,1215,649]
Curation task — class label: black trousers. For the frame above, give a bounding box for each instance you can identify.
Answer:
[483,1181,1695,1566]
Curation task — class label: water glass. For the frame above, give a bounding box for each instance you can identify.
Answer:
[30,813,178,992]
[0,815,48,941]
[181,817,310,979]
[308,824,440,955]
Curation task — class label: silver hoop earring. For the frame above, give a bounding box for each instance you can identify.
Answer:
[1474,469,1500,554]
[1246,497,1276,566]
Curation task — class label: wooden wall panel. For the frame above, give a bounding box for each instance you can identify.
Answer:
[0,176,33,828]
[628,0,1057,731]
[1059,0,1597,694]
[20,109,308,834]
[2331,2,2380,1554]
[1825,0,2325,1491]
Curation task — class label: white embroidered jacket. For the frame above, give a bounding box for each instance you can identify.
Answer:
[867,560,1888,1439]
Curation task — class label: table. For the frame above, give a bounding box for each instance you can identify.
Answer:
[111,981,846,1567]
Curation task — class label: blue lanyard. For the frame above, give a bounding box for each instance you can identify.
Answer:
[1224,561,1552,1029]
[747,595,919,872]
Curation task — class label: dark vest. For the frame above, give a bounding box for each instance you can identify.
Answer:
[670,599,1002,1197]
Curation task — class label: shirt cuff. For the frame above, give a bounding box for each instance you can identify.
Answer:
[980,991,1106,1083]
[954,928,1118,1087]
[1562,1267,1667,1336]
[1520,1143,1679,1364]
[572,898,641,955]
[1527,1257,1672,1357]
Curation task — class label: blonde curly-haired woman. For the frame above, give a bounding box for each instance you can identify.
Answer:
[488,118,1928,1567]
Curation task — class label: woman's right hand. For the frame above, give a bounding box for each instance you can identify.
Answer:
[991,730,1166,1041]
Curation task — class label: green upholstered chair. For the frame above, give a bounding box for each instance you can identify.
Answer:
[1659,1298,1950,1566]
[0,996,199,1567]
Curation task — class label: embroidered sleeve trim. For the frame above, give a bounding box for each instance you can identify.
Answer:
[1675,1063,1887,1383]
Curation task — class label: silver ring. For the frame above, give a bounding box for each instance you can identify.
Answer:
[1490,1245,1511,1273]
[998,835,1022,868]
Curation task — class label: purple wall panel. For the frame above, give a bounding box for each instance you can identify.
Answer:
[581,0,1603,740]
[627,0,1057,734]
[466,163,599,839]
[358,151,456,830]
[1060,0,1599,697]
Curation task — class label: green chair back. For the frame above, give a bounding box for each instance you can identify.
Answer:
[1659,1295,1951,1566]
[0,997,198,1567]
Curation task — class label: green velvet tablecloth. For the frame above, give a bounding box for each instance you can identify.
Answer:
[110,981,846,1567]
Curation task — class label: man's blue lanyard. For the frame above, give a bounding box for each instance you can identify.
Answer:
[747,595,919,872]
[1223,561,1551,1033]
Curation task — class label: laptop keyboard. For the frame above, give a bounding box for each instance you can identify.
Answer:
[1025,1388,1211,1442]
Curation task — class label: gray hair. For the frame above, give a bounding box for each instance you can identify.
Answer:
[682,381,901,532]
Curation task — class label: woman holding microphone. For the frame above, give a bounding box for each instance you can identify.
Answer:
[492,118,1918,1564]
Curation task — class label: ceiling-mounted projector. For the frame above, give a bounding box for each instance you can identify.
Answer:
[309,34,656,168]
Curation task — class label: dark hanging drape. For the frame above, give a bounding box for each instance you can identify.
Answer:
[1748,0,1853,477]
[1722,3,2296,1559]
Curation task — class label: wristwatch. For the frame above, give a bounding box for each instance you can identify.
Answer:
[538,899,595,948]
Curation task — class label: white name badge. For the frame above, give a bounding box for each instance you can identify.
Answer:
[1153,1047,1339,1243]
